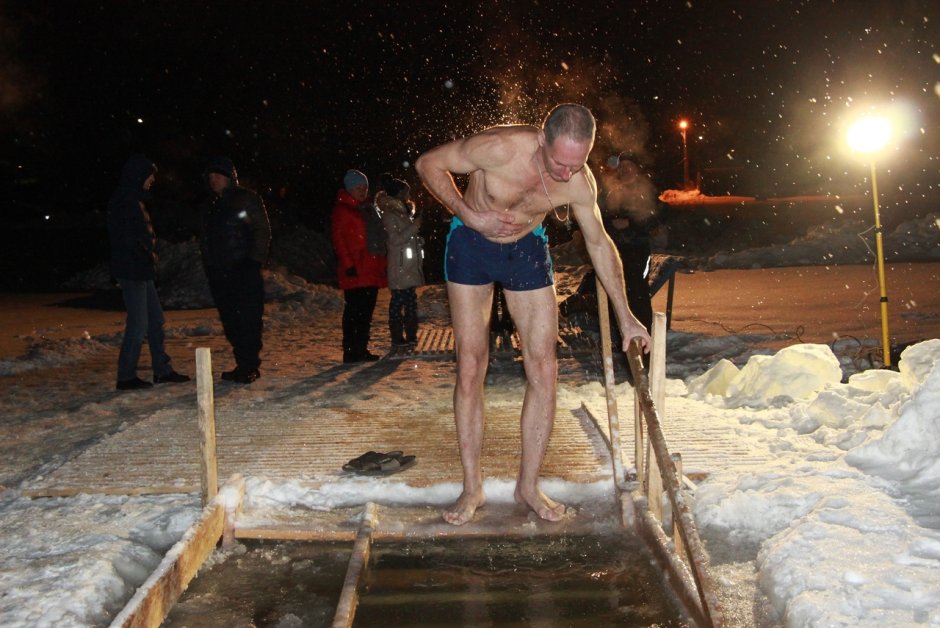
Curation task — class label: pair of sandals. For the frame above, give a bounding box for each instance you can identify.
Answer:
[342,450,416,476]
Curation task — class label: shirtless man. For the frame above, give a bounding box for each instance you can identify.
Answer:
[416,103,651,526]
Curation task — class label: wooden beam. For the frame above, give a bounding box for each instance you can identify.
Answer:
[109,475,244,628]
[22,485,198,499]
[235,527,358,542]
[196,347,218,507]
[626,341,724,627]
[647,312,668,522]
[595,278,629,494]
[333,502,378,628]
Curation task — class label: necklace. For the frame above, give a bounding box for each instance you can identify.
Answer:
[537,161,570,223]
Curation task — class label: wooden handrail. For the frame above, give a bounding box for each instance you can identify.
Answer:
[626,339,723,627]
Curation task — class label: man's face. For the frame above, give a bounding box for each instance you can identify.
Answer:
[540,132,592,182]
[349,184,369,202]
[143,174,155,191]
[208,172,230,194]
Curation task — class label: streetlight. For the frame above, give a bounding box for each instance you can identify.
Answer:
[678,119,690,189]
[846,115,893,367]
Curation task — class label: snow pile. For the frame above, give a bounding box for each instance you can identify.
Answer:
[706,213,940,270]
[687,344,843,408]
[0,493,198,626]
[846,340,940,524]
[0,335,116,376]
[692,340,940,625]
[757,487,940,626]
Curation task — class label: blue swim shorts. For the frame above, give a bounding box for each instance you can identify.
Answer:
[444,216,554,291]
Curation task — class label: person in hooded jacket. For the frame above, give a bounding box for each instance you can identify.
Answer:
[331,169,388,363]
[378,173,424,346]
[107,154,190,390]
[200,156,271,384]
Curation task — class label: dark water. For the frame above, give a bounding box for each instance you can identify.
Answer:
[164,541,348,627]
[165,536,686,627]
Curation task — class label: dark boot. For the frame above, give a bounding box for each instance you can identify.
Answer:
[390,321,408,347]
[404,318,418,345]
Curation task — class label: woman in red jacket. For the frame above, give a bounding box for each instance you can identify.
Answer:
[331,169,388,363]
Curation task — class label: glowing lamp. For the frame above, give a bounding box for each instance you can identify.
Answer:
[847,116,891,154]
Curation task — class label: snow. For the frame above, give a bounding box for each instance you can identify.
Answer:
[1,226,939,625]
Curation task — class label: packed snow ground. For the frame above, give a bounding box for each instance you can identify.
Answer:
[1,216,938,627]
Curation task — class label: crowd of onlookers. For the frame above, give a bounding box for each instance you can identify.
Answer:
[107,155,429,388]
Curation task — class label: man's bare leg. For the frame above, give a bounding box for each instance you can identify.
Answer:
[504,286,566,521]
[443,282,493,525]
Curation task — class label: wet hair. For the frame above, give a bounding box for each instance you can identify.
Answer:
[542,103,596,145]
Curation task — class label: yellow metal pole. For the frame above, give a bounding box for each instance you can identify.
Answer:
[870,161,892,367]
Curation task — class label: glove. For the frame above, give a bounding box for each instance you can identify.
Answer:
[345,266,358,278]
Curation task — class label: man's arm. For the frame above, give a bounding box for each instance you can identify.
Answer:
[415,130,523,240]
[571,170,651,353]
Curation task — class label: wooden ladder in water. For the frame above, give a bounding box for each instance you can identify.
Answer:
[595,280,724,628]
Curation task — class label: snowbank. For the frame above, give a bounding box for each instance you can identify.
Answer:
[692,339,940,625]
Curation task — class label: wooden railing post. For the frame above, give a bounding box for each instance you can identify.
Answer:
[196,348,218,507]
[596,278,629,491]
[646,312,668,519]
[672,453,686,562]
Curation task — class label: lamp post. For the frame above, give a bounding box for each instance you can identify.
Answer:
[678,119,690,189]
[847,115,893,367]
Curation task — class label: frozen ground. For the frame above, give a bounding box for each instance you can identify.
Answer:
[0,214,938,627]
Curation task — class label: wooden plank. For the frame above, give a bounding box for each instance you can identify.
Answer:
[626,341,724,627]
[109,475,244,628]
[672,453,686,563]
[647,313,668,522]
[333,502,378,628]
[22,485,199,498]
[595,279,628,494]
[196,347,218,507]
[632,490,712,628]
[236,527,358,542]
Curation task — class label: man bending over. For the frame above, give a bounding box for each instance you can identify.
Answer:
[416,103,651,526]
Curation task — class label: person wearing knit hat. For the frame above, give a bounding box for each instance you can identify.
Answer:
[343,169,368,193]
[200,156,272,384]
[204,156,238,183]
[378,173,423,347]
[331,168,387,363]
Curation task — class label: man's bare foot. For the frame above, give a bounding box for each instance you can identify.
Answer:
[443,489,485,526]
[514,487,566,522]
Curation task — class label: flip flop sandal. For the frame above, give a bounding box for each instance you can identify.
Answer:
[342,450,404,473]
[377,453,417,475]
[342,451,416,475]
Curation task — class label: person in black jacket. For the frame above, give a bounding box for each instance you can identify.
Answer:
[107,155,190,390]
[200,156,272,384]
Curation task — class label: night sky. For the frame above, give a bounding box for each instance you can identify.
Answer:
[1,1,938,240]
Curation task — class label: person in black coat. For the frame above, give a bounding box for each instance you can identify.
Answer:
[107,155,189,390]
[200,156,271,384]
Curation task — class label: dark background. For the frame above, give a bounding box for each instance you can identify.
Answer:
[1,0,937,289]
